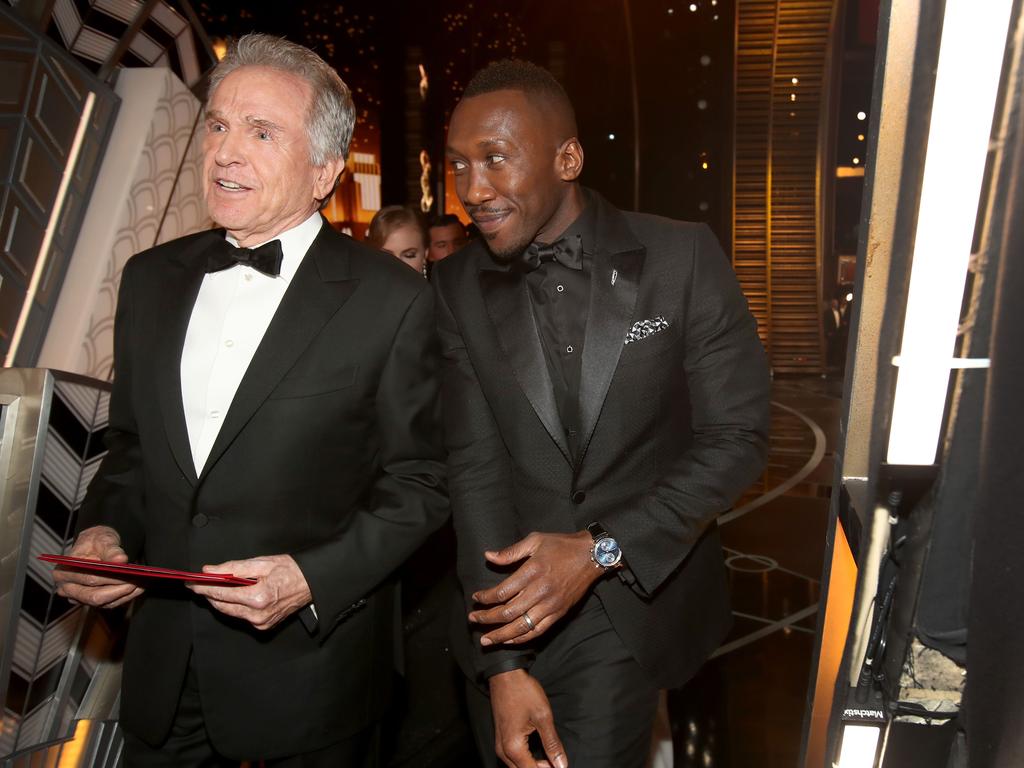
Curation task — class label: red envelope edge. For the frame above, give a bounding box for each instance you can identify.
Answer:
[37,554,257,586]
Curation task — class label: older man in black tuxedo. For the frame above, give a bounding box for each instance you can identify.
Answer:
[434,60,771,768]
[54,34,446,767]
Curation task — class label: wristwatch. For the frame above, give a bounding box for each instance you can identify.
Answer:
[587,522,623,570]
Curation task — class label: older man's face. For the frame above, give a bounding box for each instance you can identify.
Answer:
[202,66,342,247]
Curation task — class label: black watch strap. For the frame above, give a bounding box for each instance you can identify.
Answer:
[587,521,609,540]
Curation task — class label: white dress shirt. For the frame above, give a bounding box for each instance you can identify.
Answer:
[180,212,323,474]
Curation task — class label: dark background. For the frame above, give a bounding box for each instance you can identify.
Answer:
[197,0,736,238]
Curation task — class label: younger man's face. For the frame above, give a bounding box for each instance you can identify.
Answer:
[427,223,468,262]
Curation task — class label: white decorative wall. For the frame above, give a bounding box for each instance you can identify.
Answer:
[37,68,210,378]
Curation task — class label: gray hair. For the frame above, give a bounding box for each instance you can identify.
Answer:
[207,33,355,166]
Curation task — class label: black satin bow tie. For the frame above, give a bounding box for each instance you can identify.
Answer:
[206,238,284,277]
[519,235,583,273]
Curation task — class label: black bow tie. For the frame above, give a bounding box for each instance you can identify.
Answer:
[206,238,284,277]
[519,235,583,273]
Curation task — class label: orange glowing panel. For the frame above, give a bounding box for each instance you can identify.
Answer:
[804,518,858,768]
[443,162,472,226]
[57,719,91,766]
[322,120,381,241]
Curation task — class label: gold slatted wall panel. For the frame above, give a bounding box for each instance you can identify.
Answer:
[734,0,835,373]
[734,0,776,352]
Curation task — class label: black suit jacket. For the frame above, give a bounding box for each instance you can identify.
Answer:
[824,307,841,338]
[78,221,447,758]
[433,190,770,689]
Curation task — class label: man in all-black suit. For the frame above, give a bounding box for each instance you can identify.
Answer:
[434,61,771,768]
[53,34,446,766]
[823,297,845,375]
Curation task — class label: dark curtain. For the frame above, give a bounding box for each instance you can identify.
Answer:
[965,79,1024,765]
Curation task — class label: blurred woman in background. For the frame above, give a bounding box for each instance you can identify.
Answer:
[367,206,477,766]
[367,205,428,277]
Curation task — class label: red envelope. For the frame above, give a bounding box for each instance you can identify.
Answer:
[38,554,257,586]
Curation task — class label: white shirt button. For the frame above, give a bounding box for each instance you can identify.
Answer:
[244,272,254,282]
[225,339,234,348]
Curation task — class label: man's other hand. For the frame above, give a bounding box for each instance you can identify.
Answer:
[469,531,602,646]
[490,669,568,768]
[53,525,144,609]
[188,554,312,631]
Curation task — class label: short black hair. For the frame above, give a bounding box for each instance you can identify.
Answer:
[430,213,464,230]
[462,59,577,135]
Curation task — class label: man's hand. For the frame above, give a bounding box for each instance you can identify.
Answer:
[187,554,311,631]
[490,669,568,768]
[469,531,602,646]
[53,525,144,609]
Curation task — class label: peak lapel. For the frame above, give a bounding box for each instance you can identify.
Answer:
[578,199,646,461]
[479,268,572,463]
[155,232,223,486]
[198,230,359,482]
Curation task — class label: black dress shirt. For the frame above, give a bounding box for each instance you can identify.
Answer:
[524,203,597,460]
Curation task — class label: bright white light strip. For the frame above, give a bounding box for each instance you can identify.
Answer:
[892,355,990,369]
[886,0,1013,465]
[837,724,881,768]
[5,91,97,368]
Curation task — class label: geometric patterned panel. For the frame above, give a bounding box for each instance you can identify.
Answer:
[159,85,211,245]
[733,0,836,373]
[77,68,210,379]
[1,718,123,767]
[0,371,111,755]
[46,0,216,89]
[0,5,119,367]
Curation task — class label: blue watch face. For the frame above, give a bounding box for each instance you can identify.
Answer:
[595,537,621,567]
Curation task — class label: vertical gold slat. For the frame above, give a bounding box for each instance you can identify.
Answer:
[734,0,838,373]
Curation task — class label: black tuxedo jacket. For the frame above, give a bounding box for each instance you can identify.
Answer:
[824,307,841,337]
[78,221,447,758]
[433,191,771,689]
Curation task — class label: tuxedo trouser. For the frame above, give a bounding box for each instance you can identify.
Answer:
[122,655,380,768]
[465,595,659,768]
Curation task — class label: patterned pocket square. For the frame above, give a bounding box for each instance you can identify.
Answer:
[624,316,670,345]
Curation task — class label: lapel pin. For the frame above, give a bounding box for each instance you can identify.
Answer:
[611,268,618,286]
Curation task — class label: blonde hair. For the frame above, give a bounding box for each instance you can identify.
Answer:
[367,206,427,250]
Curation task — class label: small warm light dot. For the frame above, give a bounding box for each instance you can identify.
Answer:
[668,7,675,14]
[608,133,616,140]
[689,3,697,11]
[790,93,796,101]
[697,99,708,110]
[852,157,861,165]
[857,133,865,141]
[699,201,709,211]
[791,77,799,84]
[700,54,711,66]
[857,111,867,120]
[846,292,854,301]
[701,161,709,170]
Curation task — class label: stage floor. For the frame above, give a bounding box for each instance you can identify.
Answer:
[668,376,842,768]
